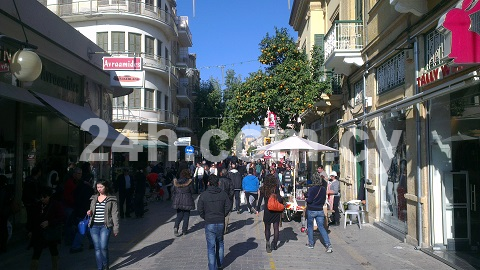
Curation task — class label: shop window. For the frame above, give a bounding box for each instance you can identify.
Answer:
[379,113,407,232]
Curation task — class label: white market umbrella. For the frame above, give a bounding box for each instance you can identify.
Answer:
[441,132,477,142]
[258,134,338,198]
[265,134,338,152]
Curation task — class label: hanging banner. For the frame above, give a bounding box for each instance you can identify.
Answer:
[110,71,144,88]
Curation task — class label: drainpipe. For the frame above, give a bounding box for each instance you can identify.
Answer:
[363,62,369,217]
[414,36,423,248]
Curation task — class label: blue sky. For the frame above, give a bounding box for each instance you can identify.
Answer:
[176,0,296,85]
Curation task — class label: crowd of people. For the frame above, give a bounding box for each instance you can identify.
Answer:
[2,157,342,270]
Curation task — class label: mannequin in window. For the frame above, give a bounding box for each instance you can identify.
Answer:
[396,159,407,221]
[386,156,398,215]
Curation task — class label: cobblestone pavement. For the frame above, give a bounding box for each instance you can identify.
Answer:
[1,195,455,270]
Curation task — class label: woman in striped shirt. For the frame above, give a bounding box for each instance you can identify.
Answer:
[87,180,119,270]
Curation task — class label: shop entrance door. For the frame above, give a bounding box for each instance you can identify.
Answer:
[443,171,471,250]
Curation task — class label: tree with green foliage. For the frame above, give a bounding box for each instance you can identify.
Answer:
[193,79,224,155]
[227,27,330,130]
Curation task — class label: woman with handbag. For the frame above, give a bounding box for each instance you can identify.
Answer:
[87,180,119,270]
[172,169,195,237]
[257,174,283,253]
[29,186,65,270]
[305,176,333,253]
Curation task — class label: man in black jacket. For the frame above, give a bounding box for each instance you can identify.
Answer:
[218,169,234,234]
[227,163,243,213]
[197,175,230,270]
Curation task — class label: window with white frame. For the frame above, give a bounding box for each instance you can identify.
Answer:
[145,36,155,59]
[128,89,141,108]
[96,32,108,51]
[112,32,125,54]
[128,33,141,56]
[377,51,405,94]
[354,80,363,105]
[145,89,154,109]
[425,29,445,70]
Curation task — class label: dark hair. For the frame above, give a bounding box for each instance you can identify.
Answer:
[248,168,254,174]
[318,165,324,170]
[180,169,190,179]
[208,174,219,187]
[95,179,112,195]
[261,174,278,198]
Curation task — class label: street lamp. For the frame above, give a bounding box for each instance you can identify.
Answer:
[0,35,42,82]
[10,49,42,82]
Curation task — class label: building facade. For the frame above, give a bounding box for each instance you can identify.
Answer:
[1,0,127,222]
[42,0,198,165]
[292,0,480,253]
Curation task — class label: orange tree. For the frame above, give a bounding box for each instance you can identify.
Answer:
[226,27,330,130]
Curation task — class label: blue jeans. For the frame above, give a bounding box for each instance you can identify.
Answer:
[205,223,224,270]
[90,225,111,270]
[307,210,331,248]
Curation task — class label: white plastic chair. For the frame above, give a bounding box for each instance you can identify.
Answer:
[344,210,362,229]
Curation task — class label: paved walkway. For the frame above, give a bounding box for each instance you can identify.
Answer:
[1,195,455,270]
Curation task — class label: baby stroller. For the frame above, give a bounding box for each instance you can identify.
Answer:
[146,172,164,201]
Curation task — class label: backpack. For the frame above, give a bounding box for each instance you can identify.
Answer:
[267,193,284,212]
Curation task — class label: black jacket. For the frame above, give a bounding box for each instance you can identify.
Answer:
[218,176,234,200]
[227,169,242,190]
[197,186,230,224]
[172,178,195,210]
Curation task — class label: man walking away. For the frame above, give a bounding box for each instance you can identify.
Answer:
[228,163,243,214]
[198,175,231,270]
[218,169,234,234]
[242,168,260,214]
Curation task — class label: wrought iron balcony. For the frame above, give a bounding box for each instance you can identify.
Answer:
[42,0,177,35]
[324,20,364,76]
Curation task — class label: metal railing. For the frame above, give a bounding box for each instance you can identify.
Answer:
[112,106,178,125]
[176,16,192,42]
[177,85,191,96]
[324,20,364,60]
[42,0,177,34]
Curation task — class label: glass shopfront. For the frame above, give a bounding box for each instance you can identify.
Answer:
[379,112,408,232]
[429,85,480,250]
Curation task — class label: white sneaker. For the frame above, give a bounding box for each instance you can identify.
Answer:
[326,245,333,253]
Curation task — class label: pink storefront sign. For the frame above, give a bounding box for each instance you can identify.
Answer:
[103,57,143,71]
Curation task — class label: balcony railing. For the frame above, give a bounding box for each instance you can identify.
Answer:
[324,20,363,60]
[113,106,178,125]
[178,85,191,96]
[42,0,177,34]
[330,73,343,95]
[176,16,192,44]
